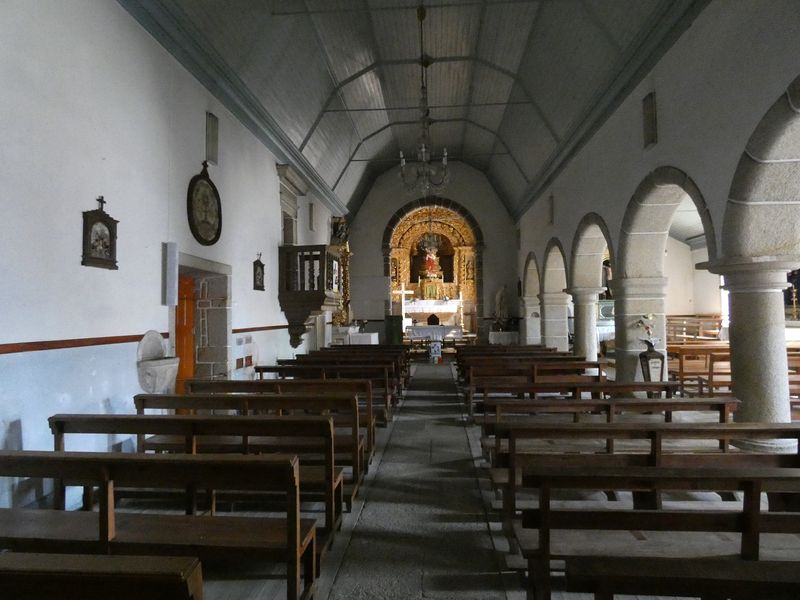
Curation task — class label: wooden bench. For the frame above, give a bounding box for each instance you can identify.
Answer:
[318,346,410,388]
[49,413,343,546]
[566,556,800,599]
[481,396,740,459]
[256,363,394,423]
[133,392,365,506]
[186,377,377,458]
[308,348,409,389]
[468,380,679,418]
[494,422,800,540]
[0,451,316,600]
[516,465,800,600]
[0,552,203,600]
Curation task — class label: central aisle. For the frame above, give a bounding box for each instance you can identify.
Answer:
[326,363,506,600]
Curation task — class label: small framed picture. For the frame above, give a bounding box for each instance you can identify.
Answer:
[81,196,118,270]
[253,254,265,291]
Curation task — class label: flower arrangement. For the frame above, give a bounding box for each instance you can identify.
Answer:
[635,313,655,339]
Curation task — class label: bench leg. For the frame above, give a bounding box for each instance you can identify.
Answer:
[303,534,317,599]
[527,558,550,600]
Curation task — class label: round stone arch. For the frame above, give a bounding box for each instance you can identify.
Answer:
[382,196,485,319]
[521,251,542,344]
[615,166,716,381]
[618,166,717,279]
[570,213,615,361]
[723,75,800,261]
[570,212,615,289]
[541,238,570,350]
[712,75,800,429]
[522,251,542,298]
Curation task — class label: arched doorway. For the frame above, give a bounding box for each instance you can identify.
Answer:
[383,199,483,332]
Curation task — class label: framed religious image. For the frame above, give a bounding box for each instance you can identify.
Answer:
[81,196,118,270]
[187,161,222,246]
[253,254,265,291]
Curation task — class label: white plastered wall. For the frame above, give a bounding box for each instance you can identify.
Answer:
[0,0,307,503]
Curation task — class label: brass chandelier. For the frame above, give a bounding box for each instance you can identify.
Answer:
[399,3,449,196]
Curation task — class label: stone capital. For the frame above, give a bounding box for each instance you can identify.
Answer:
[566,287,605,304]
[538,291,571,306]
[706,257,800,294]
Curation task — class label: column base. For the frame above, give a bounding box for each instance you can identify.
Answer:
[732,438,798,453]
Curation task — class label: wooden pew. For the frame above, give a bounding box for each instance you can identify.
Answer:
[312,347,410,388]
[494,421,800,539]
[481,396,740,460]
[0,451,316,600]
[517,465,800,600]
[467,379,680,418]
[566,556,800,600]
[133,392,365,506]
[0,553,204,600]
[256,363,394,423]
[290,355,403,394]
[185,377,377,458]
[49,413,343,547]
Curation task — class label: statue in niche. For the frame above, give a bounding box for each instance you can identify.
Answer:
[390,258,399,283]
[465,257,474,281]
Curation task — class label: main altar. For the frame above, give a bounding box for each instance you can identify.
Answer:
[388,205,478,331]
[392,228,465,328]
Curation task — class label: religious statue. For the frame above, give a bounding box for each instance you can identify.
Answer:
[494,284,509,330]
[331,216,348,245]
[424,248,438,276]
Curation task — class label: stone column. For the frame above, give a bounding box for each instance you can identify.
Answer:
[715,263,793,430]
[611,277,667,382]
[539,291,570,351]
[568,287,605,361]
[520,297,541,345]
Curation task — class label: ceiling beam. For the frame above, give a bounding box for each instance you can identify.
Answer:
[331,117,529,194]
[299,55,559,152]
[271,1,539,17]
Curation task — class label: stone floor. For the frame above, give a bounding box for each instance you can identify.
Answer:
[324,362,507,600]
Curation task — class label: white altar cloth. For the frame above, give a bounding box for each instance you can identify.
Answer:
[404,299,461,317]
[406,325,463,341]
[597,323,615,343]
[348,332,379,345]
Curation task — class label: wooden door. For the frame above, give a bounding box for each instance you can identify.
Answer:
[175,275,195,395]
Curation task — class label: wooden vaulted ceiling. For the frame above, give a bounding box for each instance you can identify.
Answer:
[121,0,709,219]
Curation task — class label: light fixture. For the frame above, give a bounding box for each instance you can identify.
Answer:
[399,3,449,196]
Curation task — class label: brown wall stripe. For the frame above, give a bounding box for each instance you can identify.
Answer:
[232,325,289,334]
[0,325,289,355]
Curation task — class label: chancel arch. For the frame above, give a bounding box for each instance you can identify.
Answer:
[383,198,483,332]
[521,252,542,345]
[615,166,717,381]
[569,213,615,361]
[541,239,570,351]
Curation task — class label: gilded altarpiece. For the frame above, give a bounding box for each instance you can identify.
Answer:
[388,207,478,330]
